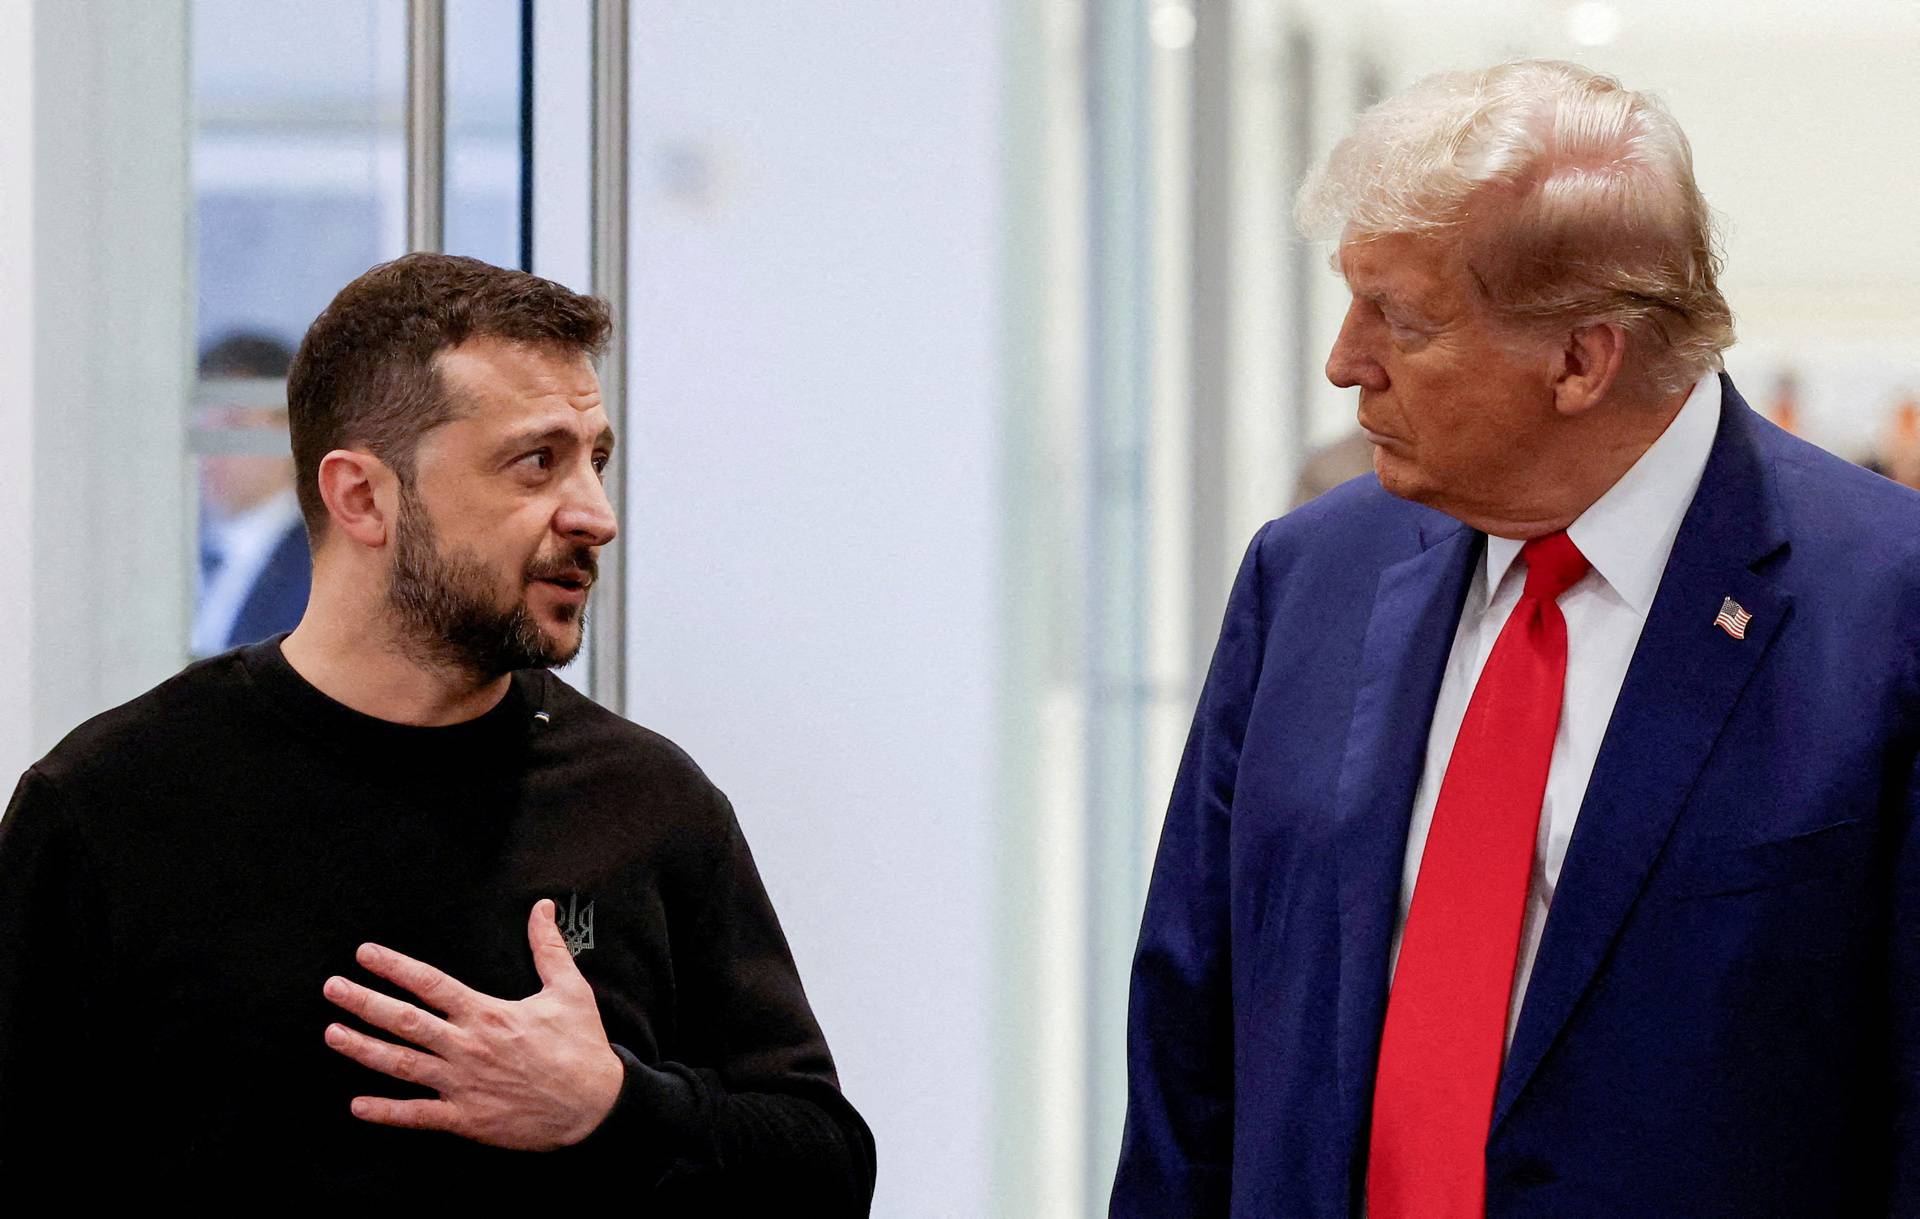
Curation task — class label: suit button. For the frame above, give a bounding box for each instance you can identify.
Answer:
[1508,1158,1557,1187]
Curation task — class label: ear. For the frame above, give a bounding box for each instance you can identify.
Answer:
[1551,322,1628,417]
[315,449,397,549]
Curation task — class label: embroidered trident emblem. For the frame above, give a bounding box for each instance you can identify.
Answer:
[557,892,596,957]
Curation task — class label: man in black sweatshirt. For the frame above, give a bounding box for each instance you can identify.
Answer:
[0,253,875,1209]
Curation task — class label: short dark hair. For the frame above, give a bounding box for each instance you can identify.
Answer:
[199,330,295,381]
[286,252,612,541]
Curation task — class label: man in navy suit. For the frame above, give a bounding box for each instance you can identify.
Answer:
[1112,60,1920,1217]
[193,332,313,655]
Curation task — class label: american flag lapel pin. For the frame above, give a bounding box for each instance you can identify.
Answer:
[1713,596,1753,640]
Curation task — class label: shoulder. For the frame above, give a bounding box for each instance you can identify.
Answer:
[30,651,252,793]
[1269,470,1436,539]
[1733,412,1920,690]
[526,672,729,809]
[1246,472,1458,589]
[523,675,747,881]
[1762,420,1920,568]
[1737,411,1920,650]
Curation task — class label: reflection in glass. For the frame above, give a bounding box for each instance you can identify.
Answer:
[192,335,310,656]
[188,0,408,657]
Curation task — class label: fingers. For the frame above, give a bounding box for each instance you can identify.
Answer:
[354,942,480,1018]
[323,975,458,1054]
[348,1095,462,1134]
[324,1022,452,1092]
[528,899,586,991]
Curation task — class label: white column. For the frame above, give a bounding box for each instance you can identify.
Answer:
[996,1,1094,1212]
[0,0,35,782]
[28,0,192,759]
[1223,0,1299,546]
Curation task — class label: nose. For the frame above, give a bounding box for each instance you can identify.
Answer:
[1325,300,1388,392]
[554,463,618,549]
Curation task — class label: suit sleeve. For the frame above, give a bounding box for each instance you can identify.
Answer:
[571,795,876,1213]
[0,768,107,1175]
[1110,523,1273,1217]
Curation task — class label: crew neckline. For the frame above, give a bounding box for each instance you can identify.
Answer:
[238,634,547,775]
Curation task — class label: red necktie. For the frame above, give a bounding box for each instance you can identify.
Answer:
[1366,531,1590,1219]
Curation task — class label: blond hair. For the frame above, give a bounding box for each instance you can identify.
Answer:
[1296,60,1733,395]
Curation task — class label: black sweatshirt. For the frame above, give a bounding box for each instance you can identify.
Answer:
[0,638,875,1209]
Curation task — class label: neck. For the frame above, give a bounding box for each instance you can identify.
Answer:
[280,563,510,727]
[1451,387,1690,540]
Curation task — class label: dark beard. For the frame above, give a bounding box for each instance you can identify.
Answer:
[387,483,591,679]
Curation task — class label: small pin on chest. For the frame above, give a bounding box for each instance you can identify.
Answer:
[1713,596,1753,640]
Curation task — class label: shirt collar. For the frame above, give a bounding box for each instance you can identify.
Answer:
[206,487,302,556]
[1482,371,1722,616]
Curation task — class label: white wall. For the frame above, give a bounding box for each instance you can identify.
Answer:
[1,1,191,780]
[618,5,1002,1215]
[0,0,34,783]
[28,1,192,760]
[1583,30,1920,456]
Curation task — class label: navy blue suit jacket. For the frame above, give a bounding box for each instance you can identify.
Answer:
[224,521,311,650]
[1112,378,1920,1217]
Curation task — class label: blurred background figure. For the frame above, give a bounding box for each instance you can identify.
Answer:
[1289,430,1374,508]
[192,332,310,656]
[1867,393,1920,490]
[1763,370,1803,436]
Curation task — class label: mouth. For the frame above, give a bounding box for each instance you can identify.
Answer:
[532,572,594,601]
[1356,415,1400,447]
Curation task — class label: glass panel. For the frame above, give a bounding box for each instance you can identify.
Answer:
[187,0,532,657]
[446,0,528,268]
[189,0,405,655]
[190,341,307,657]
[192,0,405,351]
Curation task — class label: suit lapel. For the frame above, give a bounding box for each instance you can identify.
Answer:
[1332,513,1480,1165]
[1493,385,1792,1129]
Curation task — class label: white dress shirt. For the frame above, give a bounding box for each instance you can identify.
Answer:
[1387,372,1723,1046]
[192,488,304,658]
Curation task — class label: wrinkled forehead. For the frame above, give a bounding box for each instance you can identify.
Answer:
[434,337,604,424]
[1333,228,1470,300]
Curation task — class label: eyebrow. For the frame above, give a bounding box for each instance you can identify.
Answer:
[1379,296,1436,324]
[496,424,617,459]
[1351,280,1441,324]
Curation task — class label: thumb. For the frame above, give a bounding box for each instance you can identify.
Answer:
[528,899,585,991]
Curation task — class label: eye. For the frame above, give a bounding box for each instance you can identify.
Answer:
[515,449,553,473]
[592,452,611,476]
[1383,312,1431,346]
